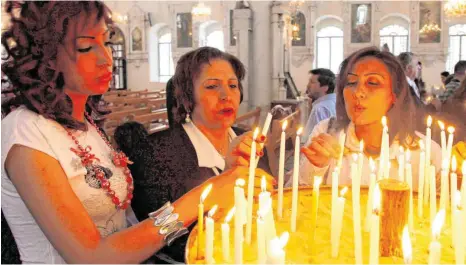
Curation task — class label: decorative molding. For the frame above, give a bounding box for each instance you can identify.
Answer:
[291,47,313,68]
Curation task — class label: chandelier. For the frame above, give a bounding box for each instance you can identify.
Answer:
[419,22,441,34]
[191,2,211,20]
[289,0,304,19]
[292,23,300,41]
[444,0,466,18]
[110,12,128,24]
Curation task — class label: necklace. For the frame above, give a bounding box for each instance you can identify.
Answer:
[67,113,134,210]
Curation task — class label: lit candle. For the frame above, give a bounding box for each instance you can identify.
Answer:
[267,232,289,264]
[369,184,381,265]
[246,128,260,244]
[259,176,276,242]
[402,226,412,264]
[450,157,458,248]
[428,209,445,265]
[277,120,288,219]
[291,127,303,232]
[447,126,455,164]
[222,207,235,262]
[197,184,213,259]
[382,116,390,179]
[462,162,466,220]
[364,158,376,232]
[310,176,322,241]
[430,165,437,225]
[454,191,464,264]
[418,141,425,218]
[255,113,273,168]
[331,167,339,246]
[337,132,346,169]
[205,205,217,264]
[425,116,433,206]
[256,211,266,264]
[398,146,405,181]
[234,179,246,264]
[332,187,348,258]
[358,140,364,181]
[405,149,414,230]
[351,154,363,264]
[438,120,446,160]
[378,117,386,180]
[440,159,449,210]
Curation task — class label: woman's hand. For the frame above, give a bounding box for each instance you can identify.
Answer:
[203,166,274,209]
[301,133,341,168]
[225,131,266,169]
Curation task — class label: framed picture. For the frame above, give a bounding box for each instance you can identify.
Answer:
[176,13,193,48]
[351,3,372,43]
[131,27,143,52]
[419,1,441,44]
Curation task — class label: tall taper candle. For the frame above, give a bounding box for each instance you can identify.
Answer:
[277,120,288,219]
[425,116,433,206]
[205,205,217,264]
[364,158,376,232]
[402,226,412,264]
[428,210,445,265]
[440,159,449,210]
[450,157,458,248]
[331,167,339,245]
[406,149,414,230]
[447,126,455,164]
[430,165,437,225]
[337,131,346,169]
[418,141,425,218]
[246,128,260,244]
[257,212,266,264]
[369,184,381,265]
[255,113,273,168]
[351,154,363,264]
[453,191,464,264]
[197,184,213,259]
[234,179,246,264]
[438,121,446,160]
[291,127,303,232]
[398,146,405,181]
[222,207,235,262]
[332,187,348,258]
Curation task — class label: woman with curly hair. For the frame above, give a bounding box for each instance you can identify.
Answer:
[1,2,268,263]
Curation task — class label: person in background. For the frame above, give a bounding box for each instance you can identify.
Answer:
[398,52,422,106]
[382,43,390,53]
[415,61,425,93]
[302,68,337,143]
[441,71,450,85]
[439,60,466,103]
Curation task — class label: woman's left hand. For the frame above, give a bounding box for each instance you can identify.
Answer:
[225,131,266,169]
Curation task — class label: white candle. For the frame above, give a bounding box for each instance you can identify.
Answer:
[267,232,289,264]
[418,141,425,218]
[277,120,288,219]
[430,165,437,225]
[222,207,235,262]
[378,117,387,180]
[398,146,405,182]
[438,120,446,160]
[440,159,449,210]
[332,187,348,258]
[405,149,414,231]
[255,113,273,168]
[425,116,433,206]
[382,116,390,179]
[428,209,445,265]
[454,191,464,264]
[337,132,346,169]
[351,154,363,264]
[364,158,376,232]
[447,126,455,164]
[331,167,339,246]
[402,226,412,264]
[358,140,364,181]
[197,184,213,259]
[205,205,217,264]
[450,157,458,248]
[256,212,266,264]
[310,176,322,241]
[462,162,466,253]
[259,176,276,242]
[369,184,381,265]
[246,128,259,244]
[234,179,246,264]
[291,127,303,232]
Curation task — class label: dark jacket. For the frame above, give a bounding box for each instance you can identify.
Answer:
[115,122,271,263]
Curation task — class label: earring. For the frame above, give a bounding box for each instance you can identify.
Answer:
[185,112,191,123]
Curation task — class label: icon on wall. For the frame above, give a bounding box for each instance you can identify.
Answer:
[176,13,193,48]
[131,27,143,52]
[419,1,441,44]
[351,3,372,43]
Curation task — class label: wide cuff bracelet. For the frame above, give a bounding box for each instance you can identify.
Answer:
[148,202,189,246]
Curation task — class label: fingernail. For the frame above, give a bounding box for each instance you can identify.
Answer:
[260,135,266,141]
[258,151,264,157]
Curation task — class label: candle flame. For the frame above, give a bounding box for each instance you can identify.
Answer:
[297,127,303,136]
[431,209,445,238]
[282,120,288,131]
[381,116,387,127]
[419,140,425,151]
[452,156,457,172]
[340,186,348,197]
[372,184,381,211]
[463,161,466,176]
[369,157,376,173]
[225,207,236,223]
[402,226,412,264]
[359,140,364,152]
[208,205,218,218]
[405,149,411,163]
[447,126,455,134]
[279,232,289,248]
[352,153,358,162]
[455,190,461,209]
[201,184,213,203]
[253,127,260,140]
[427,115,432,127]
[437,120,445,130]
[236,178,245,187]
[261,175,266,192]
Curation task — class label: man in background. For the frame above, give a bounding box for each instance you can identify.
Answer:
[302,68,336,143]
[441,71,450,85]
[439,61,466,102]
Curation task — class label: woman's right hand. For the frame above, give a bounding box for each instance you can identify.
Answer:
[301,133,341,168]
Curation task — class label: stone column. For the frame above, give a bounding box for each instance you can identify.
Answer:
[271,2,288,100]
[233,8,253,110]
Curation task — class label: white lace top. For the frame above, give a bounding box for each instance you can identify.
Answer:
[1,107,128,263]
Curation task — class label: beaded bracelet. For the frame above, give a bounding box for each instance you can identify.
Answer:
[148,202,189,246]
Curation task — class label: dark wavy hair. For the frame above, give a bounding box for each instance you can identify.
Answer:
[330,46,418,147]
[170,46,245,125]
[1,1,113,130]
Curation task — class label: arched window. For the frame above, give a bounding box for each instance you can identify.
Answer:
[206,30,225,51]
[379,24,409,55]
[111,27,127,90]
[149,26,174,83]
[199,21,224,51]
[446,24,466,73]
[291,12,306,46]
[315,26,344,74]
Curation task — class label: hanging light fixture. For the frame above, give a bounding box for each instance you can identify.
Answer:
[419,22,441,35]
[292,23,300,41]
[444,0,466,18]
[289,0,304,19]
[191,1,211,20]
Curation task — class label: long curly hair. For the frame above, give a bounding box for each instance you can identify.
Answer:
[1,1,113,130]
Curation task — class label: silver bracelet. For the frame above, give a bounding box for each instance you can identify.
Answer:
[148,202,189,246]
